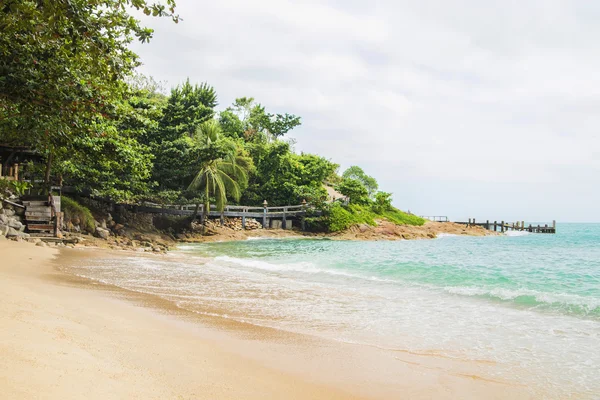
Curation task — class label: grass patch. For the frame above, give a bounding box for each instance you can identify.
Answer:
[62,196,95,233]
[382,209,426,226]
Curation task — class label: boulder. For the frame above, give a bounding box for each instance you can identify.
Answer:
[0,214,8,225]
[100,219,107,229]
[8,218,23,231]
[0,224,8,237]
[3,209,15,217]
[95,227,111,240]
[36,241,47,247]
[7,227,30,239]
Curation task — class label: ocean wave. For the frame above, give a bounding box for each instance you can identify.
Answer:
[213,255,381,281]
[443,286,600,316]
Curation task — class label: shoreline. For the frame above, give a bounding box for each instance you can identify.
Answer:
[1,240,536,399]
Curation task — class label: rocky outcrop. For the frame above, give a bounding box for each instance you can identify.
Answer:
[0,201,29,240]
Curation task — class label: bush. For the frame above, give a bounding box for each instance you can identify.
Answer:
[62,196,95,233]
[327,203,377,232]
[382,209,425,226]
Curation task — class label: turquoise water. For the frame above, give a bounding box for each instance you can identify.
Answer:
[67,224,600,398]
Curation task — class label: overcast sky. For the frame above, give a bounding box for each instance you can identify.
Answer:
[132,0,600,222]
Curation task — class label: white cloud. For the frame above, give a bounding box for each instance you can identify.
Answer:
[132,0,600,221]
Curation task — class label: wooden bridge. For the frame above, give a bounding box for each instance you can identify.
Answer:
[121,202,314,230]
[455,219,556,234]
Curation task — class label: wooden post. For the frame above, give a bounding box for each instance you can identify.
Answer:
[473,218,476,226]
[537,224,540,233]
[494,221,497,232]
[521,221,525,231]
[242,216,246,230]
[301,199,307,231]
[263,200,268,229]
[220,213,224,227]
[528,224,532,232]
[14,163,18,180]
[282,206,287,230]
[501,221,505,233]
[486,220,490,230]
[553,220,556,230]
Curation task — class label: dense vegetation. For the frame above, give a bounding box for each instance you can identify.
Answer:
[0,0,424,232]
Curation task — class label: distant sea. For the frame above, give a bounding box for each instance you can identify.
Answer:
[65,223,600,398]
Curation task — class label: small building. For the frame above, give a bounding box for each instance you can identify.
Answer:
[0,145,43,181]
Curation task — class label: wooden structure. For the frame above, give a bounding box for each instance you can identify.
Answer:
[133,202,313,230]
[456,219,556,234]
[421,216,449,222]
[23,196,63,237]
[0,145,41,181]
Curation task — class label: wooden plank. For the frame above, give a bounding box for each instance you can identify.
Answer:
[1,198,26,208]
[27,224,55,231]
[22,201,48,207]
[25,210,52,217]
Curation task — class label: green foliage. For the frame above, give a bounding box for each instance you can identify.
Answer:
[342,166,378,197]
[327,203,377,232]
[372,191,393,214]
[148,80,219,190]
[0,179,30,197]
[0,0,178,162]
[188,121,252,217]
[336,178,369,205]
[382,209,426,226]
[242,139,338,206]
[220,98,301,141]
[62,196,95,233]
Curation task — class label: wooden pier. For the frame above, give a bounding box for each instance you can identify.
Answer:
[455,219,556,234]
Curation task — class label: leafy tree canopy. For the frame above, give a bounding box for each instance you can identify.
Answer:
[219,97,301,141]
[342,166,378,197]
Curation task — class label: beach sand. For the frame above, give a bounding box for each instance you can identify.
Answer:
[0,240,535,399]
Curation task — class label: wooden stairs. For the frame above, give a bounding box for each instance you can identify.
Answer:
[23,196,63,237]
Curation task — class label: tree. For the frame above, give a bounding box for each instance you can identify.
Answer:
[0,0,179,187]
[342,166,378,197]
[148,80,218,190]
[219,97,301,141]
[187,121,252,227]
[336,178,369,205]
[372,191,393,214]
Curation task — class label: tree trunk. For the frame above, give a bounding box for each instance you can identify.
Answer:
[44,151,53,194]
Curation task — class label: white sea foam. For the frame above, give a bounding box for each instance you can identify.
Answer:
[443,285,600,312]
[504,230,531,237]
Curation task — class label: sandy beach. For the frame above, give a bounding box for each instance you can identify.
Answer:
[0,240,537,399]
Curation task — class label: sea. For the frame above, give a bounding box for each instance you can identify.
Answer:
[63,223,600,398]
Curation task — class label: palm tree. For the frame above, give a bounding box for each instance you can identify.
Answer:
[188,121,250,230]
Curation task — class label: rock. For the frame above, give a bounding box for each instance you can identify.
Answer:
[108,219,116,228]
[3,209,15,217]
[0,224,8,237]
[72,217,81,225]
[95,227,111,239]
[107,213,113,222]
[8,218,23,230]
[0,214,7,225]
[15,206,25,216]
[7,227,30,239]
[36,241,47,247]
[100,219,107,229]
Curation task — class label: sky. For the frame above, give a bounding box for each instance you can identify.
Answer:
[131,0,600,222]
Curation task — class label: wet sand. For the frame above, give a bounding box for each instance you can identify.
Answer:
[0,240,536,399]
